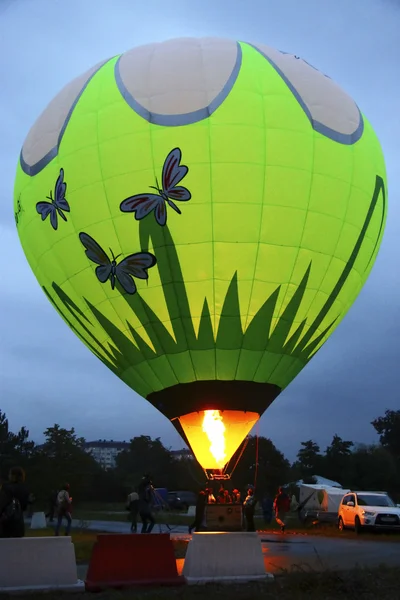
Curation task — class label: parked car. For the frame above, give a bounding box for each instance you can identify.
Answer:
[338,491,400,533]
[167,490,197,511]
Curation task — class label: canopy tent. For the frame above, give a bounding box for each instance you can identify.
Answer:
[299,483,350,513]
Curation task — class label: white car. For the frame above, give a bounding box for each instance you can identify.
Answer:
[338,491,400,533]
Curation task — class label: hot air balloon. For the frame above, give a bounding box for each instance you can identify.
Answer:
[14,38,387,480]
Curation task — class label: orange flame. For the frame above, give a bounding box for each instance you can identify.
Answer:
[202,410,227,468]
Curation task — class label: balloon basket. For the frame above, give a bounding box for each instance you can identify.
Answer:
[204,505,243,532]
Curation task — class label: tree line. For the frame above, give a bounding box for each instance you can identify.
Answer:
[0,408,399,504]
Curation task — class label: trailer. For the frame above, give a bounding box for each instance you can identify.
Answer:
[299,483,350,524]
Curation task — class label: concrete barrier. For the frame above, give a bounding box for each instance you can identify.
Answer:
[0,536,84,593]
[30,511,47,529]
[85,533,183,590]
[183,532,273,584]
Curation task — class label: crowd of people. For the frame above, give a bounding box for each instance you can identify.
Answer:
[125,476,292,536]
[186,484,291,534]
[0,466,292,539]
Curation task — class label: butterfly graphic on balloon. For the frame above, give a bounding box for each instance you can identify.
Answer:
[79,233,156,295]
[14,195,24,226]
[120,147,191,225]
[36,168,69,230]
[35,148,190,295]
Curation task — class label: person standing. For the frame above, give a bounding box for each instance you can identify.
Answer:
[273,486,291,533]
[126,490,139,533]
[217,486,226,504]
[55,483,72,536]
[0,466,29,538]
[223,489,232,504]
[138,474,155,534]
[231,488,241,504]
[188,490,207,534]
[243,487,256,532]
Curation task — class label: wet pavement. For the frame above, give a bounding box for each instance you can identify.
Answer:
[72,518,189,535]
[260,532,400,574]
[74,520,400,578]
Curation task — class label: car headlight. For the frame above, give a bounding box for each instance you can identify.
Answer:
[361,511,376,517]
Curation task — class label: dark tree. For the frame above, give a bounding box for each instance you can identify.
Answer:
[230,436,290,496]
[372,410,400,459]
[323,434,353,484]
[0,410,35,478]
[115,435,183,491]
[346,444,398,494]
[29,424,102,501]
[296,440,321,480]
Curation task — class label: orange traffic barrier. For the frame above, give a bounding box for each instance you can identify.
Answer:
[85,533,184,591]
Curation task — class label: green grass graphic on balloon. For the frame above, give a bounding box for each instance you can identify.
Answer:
[42,175,385,399]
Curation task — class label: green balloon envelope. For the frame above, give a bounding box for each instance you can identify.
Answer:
[14,38,387,471]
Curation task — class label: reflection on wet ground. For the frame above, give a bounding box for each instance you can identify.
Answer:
[260,532,400,574]
[74,520,400,579]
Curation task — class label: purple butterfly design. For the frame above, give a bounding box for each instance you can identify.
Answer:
[36,168,70,230]
[120,147,191,226]
[79,232,156,295]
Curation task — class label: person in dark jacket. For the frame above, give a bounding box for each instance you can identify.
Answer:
[273,487,290,533]
[188,490,207,534]
[138,474,155,534]
[0,466,29,538]
[55,483,73,536]
[231,489,241,504]
[217,485,225,504]
[243,487,257,532]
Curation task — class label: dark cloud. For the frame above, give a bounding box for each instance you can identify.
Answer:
[0,0,399,462]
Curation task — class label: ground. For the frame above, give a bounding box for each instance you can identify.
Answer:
[1,568,399,600]
[26,520,400,573]
[14,505,400,599]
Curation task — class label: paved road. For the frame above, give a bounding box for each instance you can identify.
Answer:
[72,518,189,535]
[71,520,400,578]
[260,532,400,574]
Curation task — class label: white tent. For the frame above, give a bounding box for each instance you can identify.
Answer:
[297,475,342,488]
[299,483,350,513]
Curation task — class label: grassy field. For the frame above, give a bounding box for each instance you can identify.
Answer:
[1,566,399,599]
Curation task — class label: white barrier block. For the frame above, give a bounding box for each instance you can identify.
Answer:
[183,531,273,584]
[0,537,84,593]
[30,511,47,529]
[187,505,196,516]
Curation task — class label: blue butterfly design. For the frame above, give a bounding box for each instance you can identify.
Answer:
[120,148,191,226]
[36,168,70,230]
[79,232,157,295]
